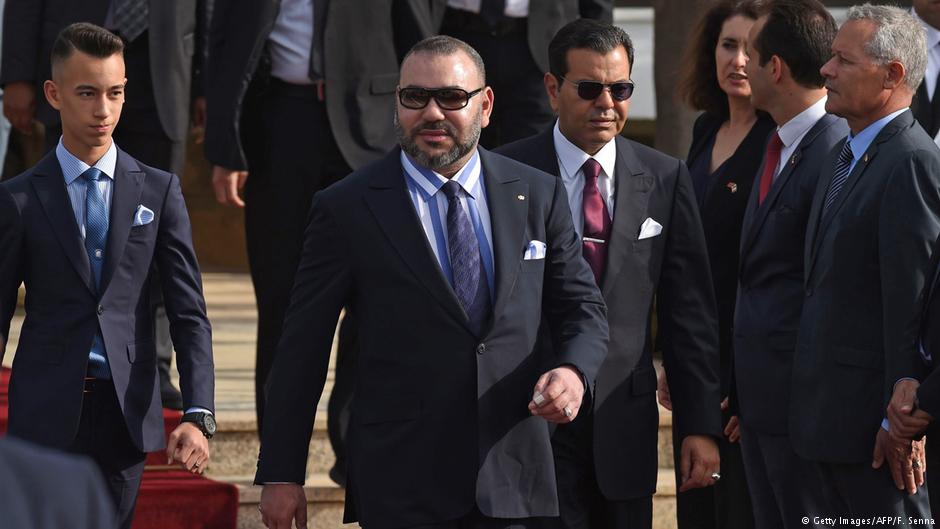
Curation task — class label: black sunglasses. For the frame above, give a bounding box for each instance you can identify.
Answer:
[559,77,635,101]
[398,87,485,110]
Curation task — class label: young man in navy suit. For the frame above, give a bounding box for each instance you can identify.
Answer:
[0,23,215,529]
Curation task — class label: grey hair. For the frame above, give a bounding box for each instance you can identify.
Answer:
[845,4,926,91]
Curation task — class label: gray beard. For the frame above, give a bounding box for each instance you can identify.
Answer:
[394,110,482,171]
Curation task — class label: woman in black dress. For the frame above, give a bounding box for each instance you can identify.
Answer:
[661,1,774,528]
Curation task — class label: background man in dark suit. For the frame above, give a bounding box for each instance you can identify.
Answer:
[911,0,940,145]
[254,36,608,529]
[440,0,612,148]
[0,436,116,529]
[797,5,940,520]
[498,19,721,529]
[0,24,216,529]
[734,2,846,527]
[204,3,436,481]
[1,0,211,409]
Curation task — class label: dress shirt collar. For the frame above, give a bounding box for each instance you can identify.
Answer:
[914,9,940,50]
[777,96,828,149]
[553,120,617,182]
[846,108,909,162]
[56,137,117,185]
[401,150,483,201]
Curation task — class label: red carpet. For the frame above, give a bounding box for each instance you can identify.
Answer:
[0,366,238,529]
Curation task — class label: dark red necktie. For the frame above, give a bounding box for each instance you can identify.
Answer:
[758,132,783,205]
[581,158,611,284]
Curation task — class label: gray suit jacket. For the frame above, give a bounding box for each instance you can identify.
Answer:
[0,0,207,142]
[792,110,940,463]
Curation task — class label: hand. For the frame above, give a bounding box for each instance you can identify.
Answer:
[191,96,207,144]
[724,415,741,443]
[528,365,584,423]
[657,370,672,411]
[679,434,721,492]
[166,422,210,474]
[212,165,248,207]
[887,379,931,441]
[873,427,924,495]
[260,483,307,529]
[3,81,36,134]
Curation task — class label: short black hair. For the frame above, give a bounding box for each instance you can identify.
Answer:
[753,0,836,89]
[548,19,635,80]
[403,35,486,83]
[51,23,124,71]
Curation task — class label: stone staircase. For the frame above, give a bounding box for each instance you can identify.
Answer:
[3,274,679,529]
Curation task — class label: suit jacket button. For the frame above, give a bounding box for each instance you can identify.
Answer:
[97,305,104,315]
[476,343,486,355]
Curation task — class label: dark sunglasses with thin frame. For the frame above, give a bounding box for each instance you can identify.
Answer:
[559,77,635,102]
[398,86,485,110]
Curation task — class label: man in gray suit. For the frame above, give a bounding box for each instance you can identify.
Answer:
[796,4,940,520]
[0,0,210,409]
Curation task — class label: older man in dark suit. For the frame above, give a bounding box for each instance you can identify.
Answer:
[255,35,608,529]
[498,19,721,529]
[733,2,847,527]
[0,24,216,529]
[796,4,940,520]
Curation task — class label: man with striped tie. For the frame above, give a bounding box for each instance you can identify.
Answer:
[0,24,215,529]
[795,4,940,521]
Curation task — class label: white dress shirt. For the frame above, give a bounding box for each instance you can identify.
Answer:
[268,0,315,85]
[772,96,828,179]
[447,0,529,18]
[552,121,616,236]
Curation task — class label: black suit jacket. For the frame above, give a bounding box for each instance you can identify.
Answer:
[0,0,208,142]
[0,437,115,529]
[686,112,777,395]
[0,149,214,453]
[793,110,940,463]
[733,113,848,435]
[917,238,940,417]
[254,147,609,528]
[498,130,722,500]
[204,0,435,172]
[911,76,940,140]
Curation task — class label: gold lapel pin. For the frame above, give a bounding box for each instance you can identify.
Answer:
[517,194,526,201]
[862,154,870,163]
[726,182,738,193]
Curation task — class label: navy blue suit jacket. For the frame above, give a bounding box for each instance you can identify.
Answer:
[733,113,847,434]
[0,149,214,453]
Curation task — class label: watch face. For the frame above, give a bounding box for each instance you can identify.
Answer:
[205,414,217,435]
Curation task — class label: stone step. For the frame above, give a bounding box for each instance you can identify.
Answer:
[231,469,678,529]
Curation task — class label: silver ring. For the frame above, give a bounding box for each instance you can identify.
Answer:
[193,462,200,469]
[914,459,923,470]
[563,407,573,418]
[711,472,721,481]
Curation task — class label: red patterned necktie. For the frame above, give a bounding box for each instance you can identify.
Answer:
[581,158,611,284]
[758,132,783,205]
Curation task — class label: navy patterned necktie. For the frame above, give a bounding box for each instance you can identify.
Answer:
[113,0,149,43]
[442,180,491,333]
[82,167,111,378]
[823,140,855,215]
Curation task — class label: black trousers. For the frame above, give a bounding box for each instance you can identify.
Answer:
[241,78,352,430]
[673,409,755,529]
[441,15,555,149]
[381,507,552,529]
[68,379,147,529]
[738,420,827,529]
[542,409,654,529]
[926,423,940,521]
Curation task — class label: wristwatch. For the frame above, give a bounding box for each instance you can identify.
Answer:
[181,411,217,439]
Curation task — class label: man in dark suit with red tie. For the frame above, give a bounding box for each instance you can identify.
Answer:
[498,19,722,529]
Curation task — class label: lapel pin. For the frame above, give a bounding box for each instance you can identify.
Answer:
[726,182,738,193]
[862,154,870,163]
[790,155,798,165]
[517,194,525,201]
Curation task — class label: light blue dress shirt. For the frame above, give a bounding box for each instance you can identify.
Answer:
[842,108,908,173]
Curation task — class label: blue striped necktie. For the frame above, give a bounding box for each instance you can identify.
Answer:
[83,167,111,378]
[442,180,491,334]
[823,140,855,215]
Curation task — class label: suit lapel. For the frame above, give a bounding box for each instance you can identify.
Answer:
[30,153,96,296]
[363,150,473,333]
[479,149,529,328]
[99,150,145,294]
[602,138,651,298]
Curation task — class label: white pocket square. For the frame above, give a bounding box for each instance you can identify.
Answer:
[638,217,663,240]
[524,240,547,260]
[133,205,154,227]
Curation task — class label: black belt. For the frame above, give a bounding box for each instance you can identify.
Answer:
[83,376,113,394]
[268,77,321,100]
[442,7,527,37]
